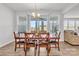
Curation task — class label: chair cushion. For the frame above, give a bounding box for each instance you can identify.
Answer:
[49,41,57,43]
[16,41,25,44]
[27,40,36,44]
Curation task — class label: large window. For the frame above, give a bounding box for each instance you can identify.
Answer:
[17,16,26,32]
[64,19,68,30]
[64,18,79,30]
[30,18,47,32]
[30,21,36,31]
[49,16,59,34]
[76,20,79,30]
[68,20,75,30]
[17,15,59,33]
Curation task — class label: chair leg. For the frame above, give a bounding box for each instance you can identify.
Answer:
[38,46,40,56]
[58,38,60,51]
[58,43,60,51]
[19,44,20,48]
[46,47,48,50]
[47,46,50,56]
[47,49,49,56]
[55,39,56,48]
[24,42,27,56]
[36,45,37,50]
[24,45,25,52]
[25,50,27,56]
[15,47,16,52]
[34,46,37,56]
[15,44,16,52]
[25,46,27,56]
[55,44,56,48]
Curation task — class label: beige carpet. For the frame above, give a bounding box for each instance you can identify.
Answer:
[0,42,79,56]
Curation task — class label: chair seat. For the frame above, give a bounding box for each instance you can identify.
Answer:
[16,37,25,39]
[25,43,36,48]
[16,41,25,44]
[27,40,36,44]
[49,41,58,43]
[40,41,48,43]
[28,42,35,44]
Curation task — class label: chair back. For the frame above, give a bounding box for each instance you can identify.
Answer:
[58,32,61,38]
[13,32,20,43]
[39,32,49,40]
[13,32,26,41]
[13,32,19,39]
[55,32,61,38]
[25,33,35,39]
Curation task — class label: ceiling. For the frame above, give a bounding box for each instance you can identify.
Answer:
[64,4,79,18]
[3,3,79,17]
[65,5,79,14]
[4,3,75,12]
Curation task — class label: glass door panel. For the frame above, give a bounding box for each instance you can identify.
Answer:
[30,21,36,32]
[49,16,59,34]
[18,16,26,32]
[30,18,47,32]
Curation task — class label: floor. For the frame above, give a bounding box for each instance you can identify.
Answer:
[0,42,79,56]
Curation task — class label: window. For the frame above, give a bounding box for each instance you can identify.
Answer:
[68,20,74,30]
[49,16,59,33]
[18,16,26,32]
[30,21,36,32]
[64,18,79,30]
[64,20,68,30]
[76,20,79,30]
[43,21,47,31]
[30,18,47,32]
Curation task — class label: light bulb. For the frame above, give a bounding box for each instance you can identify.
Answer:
[32,12,35,18]
[37,13,40,17]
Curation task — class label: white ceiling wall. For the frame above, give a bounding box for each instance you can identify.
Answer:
[64,4,79,18]
[3,3,79,18]
[3,3,75,15]
[4,3,73,11]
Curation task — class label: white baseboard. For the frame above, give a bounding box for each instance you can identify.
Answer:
[0,40,14,48]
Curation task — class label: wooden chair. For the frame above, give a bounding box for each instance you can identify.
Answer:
[13,32,25,52]
[38,32,50,56]
[24,33,37,56]
[49,32,61,51]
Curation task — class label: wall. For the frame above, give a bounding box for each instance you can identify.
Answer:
[0,4,15,47]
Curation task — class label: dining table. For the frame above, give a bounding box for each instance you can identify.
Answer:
[19,32,60,55]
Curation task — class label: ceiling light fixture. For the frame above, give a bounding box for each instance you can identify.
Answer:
[32,12,35,18]
[32,3,41,18]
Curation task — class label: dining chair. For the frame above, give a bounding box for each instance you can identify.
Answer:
[13,32,25,52]
[49,32,61,51]
[24,33,37,56]
[38,32,50,56]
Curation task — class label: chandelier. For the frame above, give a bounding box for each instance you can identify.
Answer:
[32,3,40,18]
[32,12,40,18]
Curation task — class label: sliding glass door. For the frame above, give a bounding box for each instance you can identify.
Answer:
[17,16,27,32]
[64,18,79,30]
[49,16,59,34]
[30,18,47,32]
[17,15,59,33]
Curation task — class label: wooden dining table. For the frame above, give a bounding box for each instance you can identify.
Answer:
[19,32,60,55]
[24,32,50,55]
